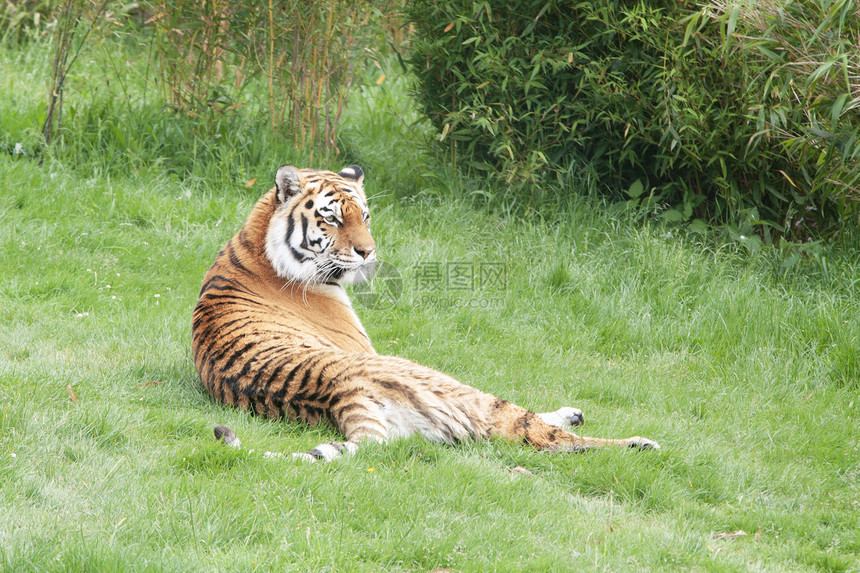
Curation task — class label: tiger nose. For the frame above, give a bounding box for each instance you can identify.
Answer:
[353,246,375,260]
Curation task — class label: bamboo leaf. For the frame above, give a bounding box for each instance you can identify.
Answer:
[626,179,645,198]
[682,11,702,48]
[725,4,740,45]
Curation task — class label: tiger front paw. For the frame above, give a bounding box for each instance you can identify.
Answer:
[538,406,584,429]
[628,436,661,451]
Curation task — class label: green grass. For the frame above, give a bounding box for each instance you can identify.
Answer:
[1,39,859,572]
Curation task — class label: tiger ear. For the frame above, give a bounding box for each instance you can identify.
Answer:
[338,165,364,184]
[275,165,302,204]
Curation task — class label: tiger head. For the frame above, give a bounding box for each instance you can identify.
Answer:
[265,165,376,285]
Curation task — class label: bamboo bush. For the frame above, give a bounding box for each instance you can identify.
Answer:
[148,0,237,115]
[252,0,364,159]
[404,0,860,239]
[703,0,860,234]
[42,0,109,145]
[146,0,373,159]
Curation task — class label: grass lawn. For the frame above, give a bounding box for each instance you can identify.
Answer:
[1,40,858,572]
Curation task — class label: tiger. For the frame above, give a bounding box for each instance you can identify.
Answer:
[191,165,660,461]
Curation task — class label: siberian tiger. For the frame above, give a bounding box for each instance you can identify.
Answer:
[191,165,660,461]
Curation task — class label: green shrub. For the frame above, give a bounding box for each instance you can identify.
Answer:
[707,0,860,238]
[404,0,859,238]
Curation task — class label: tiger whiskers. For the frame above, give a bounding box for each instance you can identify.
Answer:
[276,275,314,306]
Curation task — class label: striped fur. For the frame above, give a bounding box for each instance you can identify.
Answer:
[192,165,660,460]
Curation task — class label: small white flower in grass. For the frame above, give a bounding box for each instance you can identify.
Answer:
[9,453,15,458]
[111,296,116,300]
[739,235,746,240]
[14,143,23,155]
[154,294,160,298]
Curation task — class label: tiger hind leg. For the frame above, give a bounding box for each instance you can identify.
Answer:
[213,424,359,462]
[289,433,384,463]
[277,404,392,463]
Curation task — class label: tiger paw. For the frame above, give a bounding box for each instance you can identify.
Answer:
[293,441,359,462]
[627,436,661,451]
[213,425,241,448]
[538,407,584,429]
